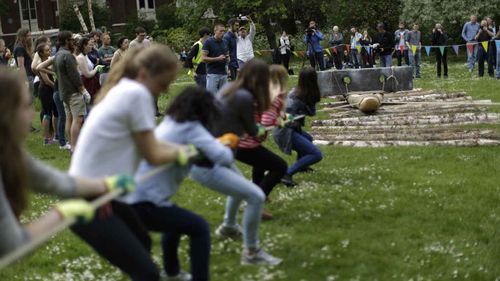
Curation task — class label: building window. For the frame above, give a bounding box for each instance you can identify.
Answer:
[20,0,37,20]
[137,0,154,10]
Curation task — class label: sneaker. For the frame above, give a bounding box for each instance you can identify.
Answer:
[261,208,273,220]
[281,174,297,187]
[162,271,192,281]
[43,138,57,145]
[241,248,282,266]
[30,126,40,133]
[215,224,243,239]
[59,143,71,150]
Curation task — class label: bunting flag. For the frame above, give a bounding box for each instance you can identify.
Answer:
[255,50,262,56]
[411,45,417,55]
[292,51,299,57]
[481,41,488,50]
[496,40,500,50]
[439,46,445,56]
[424,46,431,56]
[325,48,331,56]
[466,43,475,56]
[346,44,350,53]
[399,45,404,54]
[452,45,460,55]
[356,45,361,53]
[332,47,337,54]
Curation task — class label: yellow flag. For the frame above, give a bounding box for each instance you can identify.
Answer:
[293,51,299,57]
[356,45,361,53]
[325,48,331,56]
[255,50,262,56]
[481,41,488,50]
[411,45,417,55]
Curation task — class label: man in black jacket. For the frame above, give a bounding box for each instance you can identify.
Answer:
[373,23,393,67]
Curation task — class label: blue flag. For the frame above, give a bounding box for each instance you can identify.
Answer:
[496,40,500,50]
[424,46,431,56]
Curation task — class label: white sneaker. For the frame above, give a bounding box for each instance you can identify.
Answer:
[241,248,282,266]
[59,143,71,150]
[162,271,192,281]
[215,224,243,239]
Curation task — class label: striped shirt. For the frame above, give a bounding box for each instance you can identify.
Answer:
[238,95,285,149]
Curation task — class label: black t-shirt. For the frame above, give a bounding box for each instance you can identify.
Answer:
[13,44,34,77]
[374,32,393,56]
[202,37,228,75]
[476,28,493,43]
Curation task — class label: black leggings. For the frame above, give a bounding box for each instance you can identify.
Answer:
[39,84,58,118]
[71,201,159,281]
[236,145,288,197]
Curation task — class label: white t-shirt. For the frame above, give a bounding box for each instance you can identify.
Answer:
[69,78,155,178]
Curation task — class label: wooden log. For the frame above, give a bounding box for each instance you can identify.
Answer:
[326,106,490,119]
[347,93,384,113]
[312,119,500,130]
[313,139,500,147]
[310,130,499,141]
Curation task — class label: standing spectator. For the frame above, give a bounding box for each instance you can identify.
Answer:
[110,37,129,68]
[279,31,292,73]
[236,16,256,68]
[54,31,90,153]
[486,17,497,73]
[179,48,188,63]
[224,18,240,80]
[349,27,362,68]
[475,20,495,77]
[432,24,448,78]
[373,23,393,67]
[394,22,410,66]
[202,23,229,95]
[90,30,103,49]
[129,27,152,49]
[0,39,12,65]
[76,37,101,104]
[97,33,116,85]
[406,23,422,78]
[462,15,480,73]
[329,26,344,70]
[304,21,325,70]
[496,29,500,79]
[13,28,34,94]
[186,27,210,88]
[360,30,373,68]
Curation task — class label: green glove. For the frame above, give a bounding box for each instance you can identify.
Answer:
[256,124,267,137]
[176,144,199,166]
[104,175,136,194]
[286,113,295,122]
[55,199,95,222]
[95,65,105,74]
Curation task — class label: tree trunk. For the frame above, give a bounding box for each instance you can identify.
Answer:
[262,17,277,49]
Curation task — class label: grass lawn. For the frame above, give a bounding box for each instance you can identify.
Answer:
[1,61,499,281]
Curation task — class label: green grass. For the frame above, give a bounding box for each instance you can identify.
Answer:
[1,62,500,281]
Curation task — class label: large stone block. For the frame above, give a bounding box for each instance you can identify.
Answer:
[317,66,414,96]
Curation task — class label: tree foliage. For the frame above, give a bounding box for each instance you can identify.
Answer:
[401,0,500,44]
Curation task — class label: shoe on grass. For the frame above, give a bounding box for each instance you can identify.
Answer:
[261,208,273,220]
[281,174,297,187]
[59,143,71,150]
[241,248,282,266]
[215,224,243,239]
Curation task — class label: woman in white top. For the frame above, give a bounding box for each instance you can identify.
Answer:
[279,31,292,73]
[76,37,101,103]
[69,45,196,281]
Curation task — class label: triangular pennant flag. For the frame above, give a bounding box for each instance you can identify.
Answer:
[411,45,417,55]
[481,41,488,50]
[496,40,500,50]
[439,46,445,56]
[300,51,305,57]
[325,48,331,56]
[255,50,262,56]
[332,47,337,54]
[346,44,350,53]
[466,43,474,56]
[452,45,459,55]
[292,51,299,57]
[424,46,431,56]
[356,45,361,53]
[399,45,404,54]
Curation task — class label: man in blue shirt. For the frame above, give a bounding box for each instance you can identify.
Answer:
[224,18,239,81]
[304,21,325,70]
[202,23,229,95]
[462,15,480,73]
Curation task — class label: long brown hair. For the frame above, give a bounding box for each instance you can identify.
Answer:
[0,66,29,219]
[15,28,33,58]
[296,67,321,106]
[220,58,271,113]
[95,44,180,103]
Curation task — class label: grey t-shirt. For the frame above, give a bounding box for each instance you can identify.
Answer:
[0,157,76,257]
[69,78,156,178]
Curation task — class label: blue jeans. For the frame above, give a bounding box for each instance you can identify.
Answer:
[194,74,207,88]
[190,164,265,249]
[133,203,210,281]
[288,131,323,175]
[53,91,67,146]
[467,42,478,71]
[350,49,360,68]
[496,42,500,78]
[206,74,228,95]
[409,51,421,77]
[380,55,392,67]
